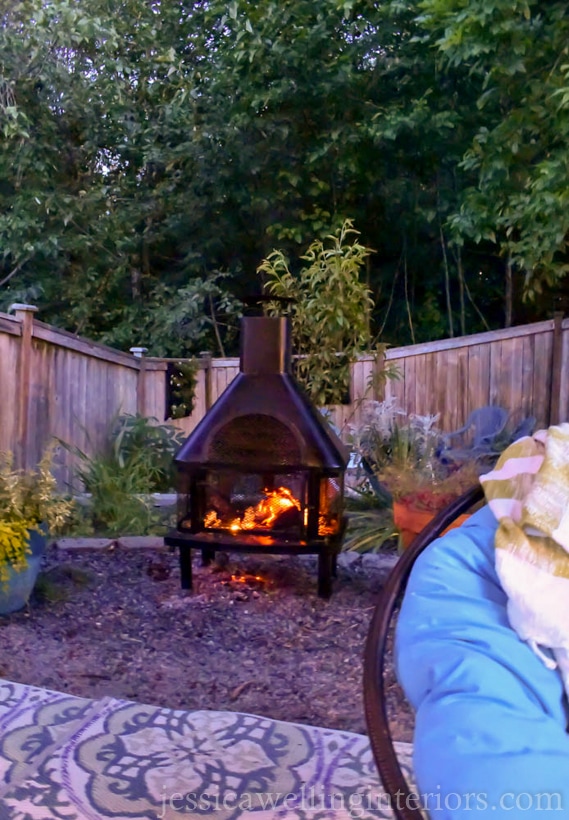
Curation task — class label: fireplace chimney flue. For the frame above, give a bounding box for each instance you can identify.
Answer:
[241,316,291,375]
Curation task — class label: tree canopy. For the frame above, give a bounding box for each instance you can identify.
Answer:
[418,0,569,300]
[0,0,566,357]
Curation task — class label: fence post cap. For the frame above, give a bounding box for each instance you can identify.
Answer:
[199,350,213,358]
[130,346,148,358]
[9,303,38,313]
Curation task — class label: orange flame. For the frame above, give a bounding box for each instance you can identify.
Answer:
[204,486,339,537]
[255,487,300,527]
[204,510,221,528]
[318,517,337,536]
[206,486,301,532]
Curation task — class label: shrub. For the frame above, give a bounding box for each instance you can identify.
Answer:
[61,414,184,536]
[0,449,74,585]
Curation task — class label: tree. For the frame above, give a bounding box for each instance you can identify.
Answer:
[418,0,569,302]
[196,0,498,342]
[0,0,241,354]
[0,0,516,354]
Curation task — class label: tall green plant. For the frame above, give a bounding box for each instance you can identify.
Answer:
[258,220,375,406]
[60,414,184,535]
[107,414,184,490]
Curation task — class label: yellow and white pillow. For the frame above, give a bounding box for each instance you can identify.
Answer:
[480,424,569,693]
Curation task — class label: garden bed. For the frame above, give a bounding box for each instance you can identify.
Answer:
[0,540,414,742]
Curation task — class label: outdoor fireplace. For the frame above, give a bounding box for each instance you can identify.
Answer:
[165,315,348,597]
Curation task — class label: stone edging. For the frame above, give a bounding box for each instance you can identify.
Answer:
[54,536,167,551]
[52,537,399,570]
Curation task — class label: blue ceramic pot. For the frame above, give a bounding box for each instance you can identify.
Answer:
[0,529,46,615]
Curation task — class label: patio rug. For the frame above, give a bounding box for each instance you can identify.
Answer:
[0,678,414,820]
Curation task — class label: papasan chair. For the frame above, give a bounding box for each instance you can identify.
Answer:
[363,466,569,819]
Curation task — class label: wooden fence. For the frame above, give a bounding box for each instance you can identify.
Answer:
[1,304,567,489]
[165,315,567,439]
[381,316,567,435]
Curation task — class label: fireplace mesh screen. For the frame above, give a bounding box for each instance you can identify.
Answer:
[207,414,301,468]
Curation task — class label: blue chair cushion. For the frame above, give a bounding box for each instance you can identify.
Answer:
[395,505,569,818]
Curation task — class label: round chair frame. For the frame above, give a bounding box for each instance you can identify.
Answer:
[363,485,485,820]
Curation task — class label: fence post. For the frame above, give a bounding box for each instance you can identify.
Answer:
[372,348,387,401]
[130,347,148,416]
[548,312,564,426]
[10,303,38,469]
[200,351,213,411]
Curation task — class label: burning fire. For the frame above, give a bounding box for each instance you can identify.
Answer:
[317,518,337,536]
[205,486,300,532]
[204,485,338,536]
[255,487,300,525]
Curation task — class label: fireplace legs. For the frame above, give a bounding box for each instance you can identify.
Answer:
[179,547,215,587]
[174,543,338,598]
[318,551,335,599]
[201,547,215,566]
[179,546,193,590]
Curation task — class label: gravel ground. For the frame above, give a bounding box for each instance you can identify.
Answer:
[0,541,415,742]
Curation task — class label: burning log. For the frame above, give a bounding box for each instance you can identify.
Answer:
[205,486,302,533]
[271,507,302,529]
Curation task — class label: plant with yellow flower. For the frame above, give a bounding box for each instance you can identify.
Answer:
[0,448,74,588]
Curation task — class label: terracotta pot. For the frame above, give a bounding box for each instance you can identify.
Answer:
[0,530,46,615]
[393,501,471,549]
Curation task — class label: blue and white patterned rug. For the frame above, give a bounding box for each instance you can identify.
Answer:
[0,679,414,819]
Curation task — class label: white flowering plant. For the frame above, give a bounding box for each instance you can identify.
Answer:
[349,399,478,510]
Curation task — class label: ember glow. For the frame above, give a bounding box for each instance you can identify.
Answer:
[230,573,264,583]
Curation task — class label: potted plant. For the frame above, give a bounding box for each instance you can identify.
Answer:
[349,400,480,549]
[390,471,478,548]
[0,449,74,613]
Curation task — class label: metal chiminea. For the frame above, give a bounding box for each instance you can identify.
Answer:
[165,315,348,597]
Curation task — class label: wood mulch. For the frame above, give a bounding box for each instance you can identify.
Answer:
[0,541,415,743]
